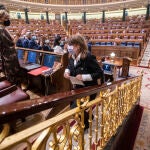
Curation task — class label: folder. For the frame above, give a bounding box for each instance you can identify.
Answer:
[28,66,49,76]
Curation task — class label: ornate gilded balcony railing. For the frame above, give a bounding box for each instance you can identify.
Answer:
[0,75,142,150]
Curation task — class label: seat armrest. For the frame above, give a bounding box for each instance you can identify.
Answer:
[0,86,30,106]
[0,80,12,90]
[0,85,17,98]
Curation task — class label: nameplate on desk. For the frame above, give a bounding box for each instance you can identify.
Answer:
[104,71,113,75]
[28,66,49,76]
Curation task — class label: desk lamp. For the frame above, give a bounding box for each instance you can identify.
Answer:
[110,52,115,62]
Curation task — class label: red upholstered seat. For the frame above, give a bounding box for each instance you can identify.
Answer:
[0,80,12,90]
[0,85,30,106]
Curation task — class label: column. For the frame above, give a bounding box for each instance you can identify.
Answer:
[65,12,68,24]
[46,11,50,24]
[102,10,105,23]
[83,12,86,24]
[146,4,150,20]
[122,8,126,21]
[24,8,29,24]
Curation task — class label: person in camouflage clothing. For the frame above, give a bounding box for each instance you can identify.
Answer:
[0,5,25,85]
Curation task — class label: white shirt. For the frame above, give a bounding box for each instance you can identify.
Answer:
[53,46,63,53]
[65,53,92,81]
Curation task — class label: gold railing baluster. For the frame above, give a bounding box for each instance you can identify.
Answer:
[0,124,10,144]
[95,104,98,149]
[99,93,104,149]
[89,107,93,149]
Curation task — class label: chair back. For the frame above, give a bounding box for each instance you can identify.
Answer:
[27,51,37,63]
[121,57,131,77]
[120,42,126,46]
[17,50,24,59]
[43,54,56,68]
[126,42,133,47]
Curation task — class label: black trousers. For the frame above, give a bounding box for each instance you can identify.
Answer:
[70,93,96,129]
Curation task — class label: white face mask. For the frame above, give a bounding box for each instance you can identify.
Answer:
[45,40,50,44]
[32,36,37,40]
[67,45,74,55]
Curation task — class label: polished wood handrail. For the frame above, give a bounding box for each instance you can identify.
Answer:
[0,77,135,124]
[16,47,68,68]
[15,47,64,56]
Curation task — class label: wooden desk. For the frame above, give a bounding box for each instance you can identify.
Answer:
[91,45,140,59]
[16,47,70,95]
[102,61,122,81]
[91,39,143,49]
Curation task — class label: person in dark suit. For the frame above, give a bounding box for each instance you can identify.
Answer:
[64,34,103,130]
[22,32,31,48]
[43,40,52,51]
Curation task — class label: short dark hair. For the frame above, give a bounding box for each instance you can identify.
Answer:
[0,5,6,10]
[56,35,61,41]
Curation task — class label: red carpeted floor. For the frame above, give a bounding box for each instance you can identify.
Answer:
[129,66,150,108]
[130,66,150,150]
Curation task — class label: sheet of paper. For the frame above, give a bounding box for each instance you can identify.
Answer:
[70,76,85,86]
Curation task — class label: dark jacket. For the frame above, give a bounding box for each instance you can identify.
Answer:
[43,44,52,51]
[29,39,41,50]
[22,38,30,48]
[16,38,23,47]
[67,53,103,89]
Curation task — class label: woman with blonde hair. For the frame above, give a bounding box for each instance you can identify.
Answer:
[0,5,26,85]
[64,34,104,130]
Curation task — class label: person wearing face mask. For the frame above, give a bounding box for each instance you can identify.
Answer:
[67,45,74,55]
[22,32,32,49]
[43,39,52,51]
[27,35,42,63]
[0,5,26,85]
[64,34,104,130]
[64,34,103,88]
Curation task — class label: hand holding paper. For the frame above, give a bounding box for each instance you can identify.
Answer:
[70,76,85,86]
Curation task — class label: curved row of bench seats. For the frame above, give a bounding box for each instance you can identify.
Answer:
[90,41,140,48]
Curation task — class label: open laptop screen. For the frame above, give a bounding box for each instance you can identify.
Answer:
[102,63,114,75]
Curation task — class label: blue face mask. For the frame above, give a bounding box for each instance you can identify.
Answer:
[68,48,74,55]
[68,45,74,55]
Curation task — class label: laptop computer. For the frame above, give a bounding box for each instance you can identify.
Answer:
[20,62,41,71]
[102,63,115,75]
